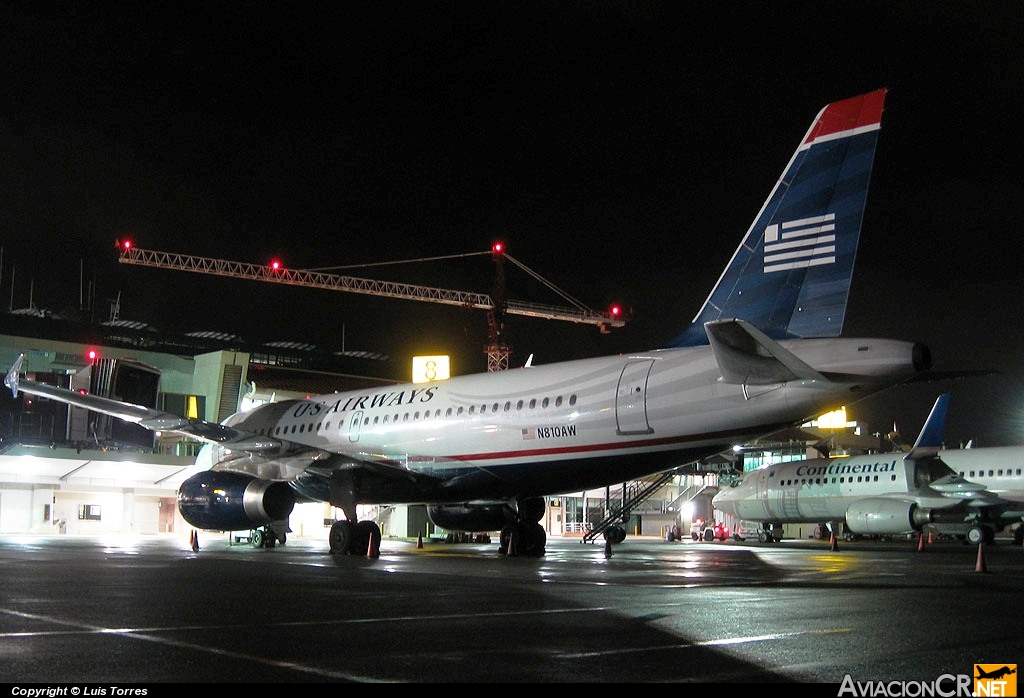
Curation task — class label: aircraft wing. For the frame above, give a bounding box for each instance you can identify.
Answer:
[705,318,827,385]
[5,354,446,492]
[4,355,281,451]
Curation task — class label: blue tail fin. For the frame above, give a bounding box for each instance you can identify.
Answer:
[669,89,887,347]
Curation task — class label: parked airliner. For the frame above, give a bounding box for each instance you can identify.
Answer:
[713,394,1024,544]
[4,88,933,557]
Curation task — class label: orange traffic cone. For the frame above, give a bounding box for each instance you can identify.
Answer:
[928,529,934,544]
[367,531,380,558]
[829,531,838,551]
[917,532,926,552]
[190,530,199,552]
[975,542,988,573]
[416,532,423,549]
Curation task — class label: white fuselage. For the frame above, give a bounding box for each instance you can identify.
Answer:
[713,447,1024,525]
[217,336,921,494]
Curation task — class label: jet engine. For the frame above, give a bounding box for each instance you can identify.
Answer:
[845,498,933,535]
[177,471,296,531]
[426,503,512,532]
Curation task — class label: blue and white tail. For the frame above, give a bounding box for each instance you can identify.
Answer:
[670,88,887,347]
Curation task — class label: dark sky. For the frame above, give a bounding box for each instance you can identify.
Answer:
[2,2,1023,447]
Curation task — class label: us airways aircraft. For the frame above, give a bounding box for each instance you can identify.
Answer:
[712,394,1024,545]
[4,88,932,557]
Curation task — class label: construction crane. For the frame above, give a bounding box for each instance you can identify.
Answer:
[114,240,626,371]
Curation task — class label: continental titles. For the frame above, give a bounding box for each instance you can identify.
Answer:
[796,459,897,478]
[291,387,438,418]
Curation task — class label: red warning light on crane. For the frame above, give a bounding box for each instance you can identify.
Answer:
[491,242,504,255]
[269,259,283,271]
[118,239,133,251]
[85,348,99,363]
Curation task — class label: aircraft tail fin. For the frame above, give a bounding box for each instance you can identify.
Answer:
[670,88,887,347]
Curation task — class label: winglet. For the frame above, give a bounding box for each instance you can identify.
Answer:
[4,354,24,398]
[905,393,950,461]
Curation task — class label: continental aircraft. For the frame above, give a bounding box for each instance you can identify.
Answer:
[712,394,1024,545]
[4,88,932,557]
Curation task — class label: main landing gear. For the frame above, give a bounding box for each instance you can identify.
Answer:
[498,497,548,557]
[329,519,382,555]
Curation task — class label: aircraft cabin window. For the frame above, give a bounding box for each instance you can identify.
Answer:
[890,475,896,481]
[569,395,577,406]
[504,401,511,412]
[517,400,524,410]
[481,404,487,413]
[373,416,379,425]
[542,397,549,408]
[555,396,563,407]
[998,469,1004,476]
[493,403,500,412]
[445,408,452,417]
[383,415,389,424]
[363,417,370,426]
[403,414,409,422]
[414,411,421,420]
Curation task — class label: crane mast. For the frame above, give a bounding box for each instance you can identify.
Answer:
[116,241,626,371]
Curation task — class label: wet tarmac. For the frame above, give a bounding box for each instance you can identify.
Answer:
[2,532,1022,684]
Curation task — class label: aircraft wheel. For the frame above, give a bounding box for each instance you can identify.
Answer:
[758,531,768,543]
[498,525,512,555]
[329,520,353,554]
[604,525,626,544]
[354,520,381,555]
[966,525,986,546]
[250,528,264,548]
[517,523,546,557]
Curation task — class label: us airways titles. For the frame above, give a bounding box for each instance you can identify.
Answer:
[291,386,439,418]
[794,459,898,477]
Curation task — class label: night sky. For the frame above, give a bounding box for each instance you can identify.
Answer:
[2,2,1023,447]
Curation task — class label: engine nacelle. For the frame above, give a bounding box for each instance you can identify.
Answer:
[427,503,512,532]
[845,498,933,535]
[177,471,296,531]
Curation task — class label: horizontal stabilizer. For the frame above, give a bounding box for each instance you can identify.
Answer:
[705,319,826,385]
